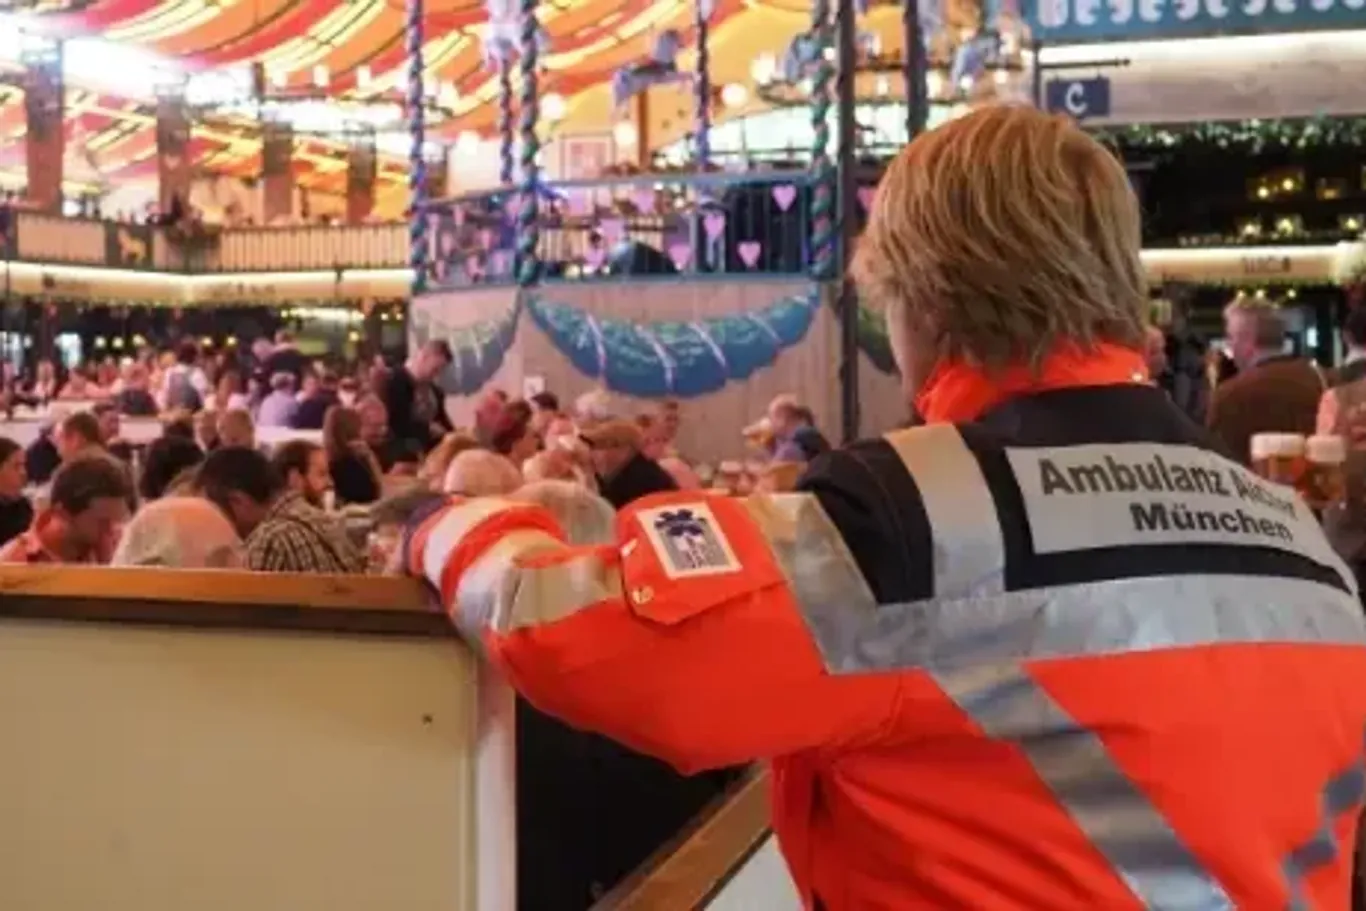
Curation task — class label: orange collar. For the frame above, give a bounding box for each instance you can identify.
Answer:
[913,343,1149,424]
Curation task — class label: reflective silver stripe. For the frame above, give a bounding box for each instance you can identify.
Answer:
[421,497,529,590]
[884,424,1005,600]
[935,663,1235,909]
[815,574,1366,674]
[1283,756,1366,910]
[740,493,878,671]
[455,530,619,635]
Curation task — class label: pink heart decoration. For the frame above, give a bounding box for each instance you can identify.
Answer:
[478,228,495,249]
[738,241,762,268]
[703,212,726,241]
[598,218,625,245]
[857,186,876,211]
[667,243,692,271]
[771,184,797,211]
[490,250,511,274]
[584,246,607,269]
[633,189,655,213]
[452,205,467,226]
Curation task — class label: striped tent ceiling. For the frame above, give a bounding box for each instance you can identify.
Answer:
[0,0,809,202]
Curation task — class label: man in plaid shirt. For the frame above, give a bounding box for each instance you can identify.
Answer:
[192,447,363,575]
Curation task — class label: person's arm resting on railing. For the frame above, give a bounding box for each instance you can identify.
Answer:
[407,490,897,773]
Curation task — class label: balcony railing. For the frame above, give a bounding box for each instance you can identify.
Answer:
[3,211,407,274]
[422,171,826,287]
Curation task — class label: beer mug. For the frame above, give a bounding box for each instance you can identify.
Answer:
[1300,435,1347,511]
[1250,433,1306,486]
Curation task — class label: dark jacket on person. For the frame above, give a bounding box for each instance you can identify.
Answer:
[0,495,33,549]
[382,368,453,454]
[292,390,340,431]
[263,346,310,385]
[25,435,59,486]
[597,451,679,510]
[329,452,380,506]
[1206,354,1323,466]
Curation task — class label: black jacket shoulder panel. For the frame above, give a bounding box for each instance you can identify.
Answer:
[798,439,934,605]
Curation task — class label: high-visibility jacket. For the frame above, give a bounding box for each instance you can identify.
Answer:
[409,380,1366,910]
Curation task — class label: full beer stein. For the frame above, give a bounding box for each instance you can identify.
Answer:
[1250,433,1306,487]
[1300,435,1347,511]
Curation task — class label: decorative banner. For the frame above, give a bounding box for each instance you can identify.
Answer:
[22,42,64,214]
[738,241,762,269]
[156,93,192,217]
[771,184,797,212]
[1025,0,1366,43]
[261,121,296,224]
[346,135,379,224]
[667,242,693,271]
[703,212,727,241]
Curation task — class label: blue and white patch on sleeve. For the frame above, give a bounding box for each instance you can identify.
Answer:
[637,503,741,579]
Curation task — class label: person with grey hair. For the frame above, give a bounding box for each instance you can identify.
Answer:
[510,481,615,546]
[441,448,521,497]
[111,497,244,569]
[1206,294,1323,465]
[256,372,299,428]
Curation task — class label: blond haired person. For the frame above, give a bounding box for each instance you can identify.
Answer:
[403,106,1366,908]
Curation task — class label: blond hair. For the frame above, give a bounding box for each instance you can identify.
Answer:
[851,104,1147,369]
[1223,294,1285,349]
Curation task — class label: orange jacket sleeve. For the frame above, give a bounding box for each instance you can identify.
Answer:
[409,490,900,773]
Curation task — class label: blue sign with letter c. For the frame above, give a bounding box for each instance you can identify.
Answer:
[1044,77,1112,120]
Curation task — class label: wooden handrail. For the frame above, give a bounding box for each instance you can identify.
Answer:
[593,768,773,911]
[0,566,448,637]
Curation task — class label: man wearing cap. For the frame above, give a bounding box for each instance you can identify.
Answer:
[580,419,677,510]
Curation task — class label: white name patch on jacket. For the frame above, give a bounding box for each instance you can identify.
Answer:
[1006,443,1338,567]
[637,503,741,579]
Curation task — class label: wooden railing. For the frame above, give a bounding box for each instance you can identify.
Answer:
[594,770,797,911]
[0,566,512,911]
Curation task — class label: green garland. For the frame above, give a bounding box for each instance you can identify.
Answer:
[1091,116,1366,155]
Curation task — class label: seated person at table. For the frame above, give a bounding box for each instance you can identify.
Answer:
[0,455,130,564]
[111,497,243,569]
[271,440,333,510]
[139,435,205,502]
[56,412,105,465]
[217,408,255,450]
[0,436,32,548]
[115,365,159,417]
[192,447,362,575]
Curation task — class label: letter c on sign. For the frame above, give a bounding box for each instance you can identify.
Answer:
[1065,83,1089,116]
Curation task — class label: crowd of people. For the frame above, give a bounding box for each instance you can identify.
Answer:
[0,327,832,577]
[0,328,837,908]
